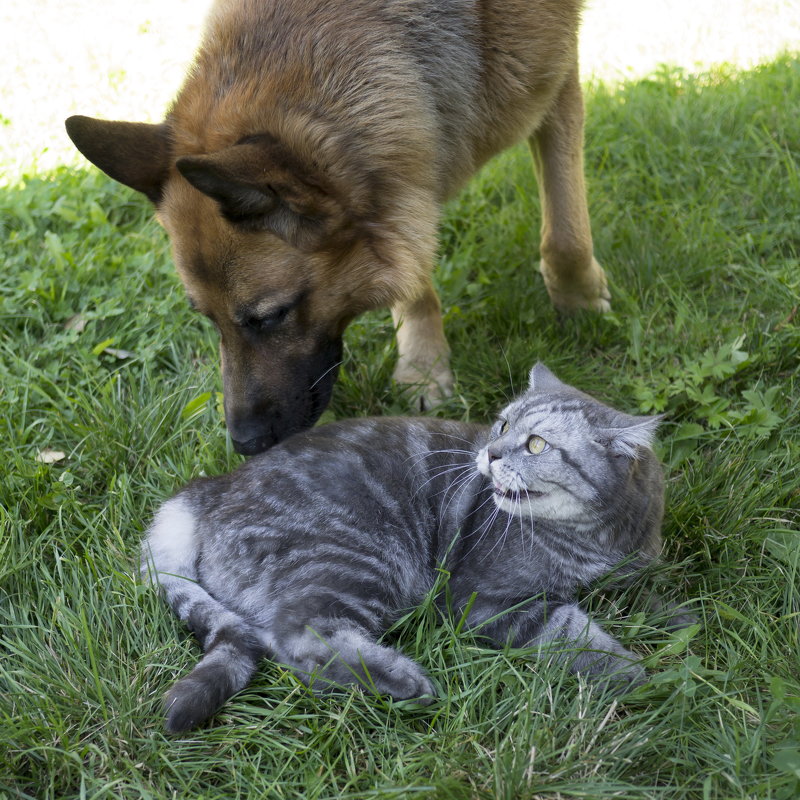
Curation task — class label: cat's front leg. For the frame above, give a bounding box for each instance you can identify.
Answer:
[531,603,646,689]
[274,623,435,703]
[473,600,645,690]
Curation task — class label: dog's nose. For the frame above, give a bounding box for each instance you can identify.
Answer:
[227,414,283,455]
[225,399,289,454]
[231,432,277,455]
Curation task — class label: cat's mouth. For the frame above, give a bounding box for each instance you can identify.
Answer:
[492,483,546,503]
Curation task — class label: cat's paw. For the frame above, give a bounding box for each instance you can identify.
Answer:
[593,659,647,695]
[539,256,611,313]
[368,655,436,704]
[571,641,646,694]
[659,601,700,632]
[293,630,436,704]
[641,590,700,633]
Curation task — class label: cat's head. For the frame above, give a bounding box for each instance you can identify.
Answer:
[475,363,661,523]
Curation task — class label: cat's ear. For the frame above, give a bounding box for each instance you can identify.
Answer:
[599,414,663,457]
[527,362,567,393]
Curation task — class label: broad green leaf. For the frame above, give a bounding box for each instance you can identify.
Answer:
[672,422,705,441]
[181,392,214,421]
[91,337,116,356]
[765,530,800,566]
[774,748,800,778]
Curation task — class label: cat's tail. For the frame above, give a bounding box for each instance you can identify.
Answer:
[141,495,267,733]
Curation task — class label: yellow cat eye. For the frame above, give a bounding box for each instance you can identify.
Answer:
[500,420,510,434]
[527,435,548,455]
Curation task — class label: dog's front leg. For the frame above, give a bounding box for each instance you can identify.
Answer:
[392,279,453,411]
[529,67,611,313]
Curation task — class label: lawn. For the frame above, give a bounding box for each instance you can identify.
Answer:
[2,5,800,800]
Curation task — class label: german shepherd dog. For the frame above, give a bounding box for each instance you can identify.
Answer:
[66,0,610,455]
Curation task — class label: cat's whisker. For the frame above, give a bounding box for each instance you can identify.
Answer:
[482,502,515,561]
[401,448,474,469]
[463,495,499,537]
[434,433,480,448]
[401,449,476,483]
[456,490,498,551]
[521,491,536,561]
[410,462,475,499]
[407,459,471,481]
[500,345,516,400]
[144,362,667,732]
[461,500,504,560]
[411,466,471,498]
[438,468,483,521]
[427,466,476,505]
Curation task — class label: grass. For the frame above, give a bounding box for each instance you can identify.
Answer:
[2,38,800,800]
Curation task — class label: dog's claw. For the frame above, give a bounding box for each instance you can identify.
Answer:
[540,257,611,313]
[393,361,454,411]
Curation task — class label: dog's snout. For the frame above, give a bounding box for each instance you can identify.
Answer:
[221,334,343,454]
[231,431,278,455]
[225,406,281,455]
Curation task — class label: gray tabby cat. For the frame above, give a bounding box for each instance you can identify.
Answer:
[142,363,665,732]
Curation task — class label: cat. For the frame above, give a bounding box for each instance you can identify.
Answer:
[142,363,667,732]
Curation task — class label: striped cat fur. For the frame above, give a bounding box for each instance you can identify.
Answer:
[142,363,666,731]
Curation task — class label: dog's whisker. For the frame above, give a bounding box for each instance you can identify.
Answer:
[309,360,345,391]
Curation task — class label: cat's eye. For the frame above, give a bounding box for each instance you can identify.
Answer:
[527,435,548,455]
[500,420,510,435]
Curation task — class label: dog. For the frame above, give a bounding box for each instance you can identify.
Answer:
[66,0,610,455]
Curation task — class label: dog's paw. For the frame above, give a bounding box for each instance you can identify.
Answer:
[393,359,454,412]
[540,256,611,313]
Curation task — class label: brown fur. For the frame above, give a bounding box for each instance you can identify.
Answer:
[66,0,610,454]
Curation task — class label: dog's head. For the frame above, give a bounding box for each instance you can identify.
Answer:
[66,116,416,454]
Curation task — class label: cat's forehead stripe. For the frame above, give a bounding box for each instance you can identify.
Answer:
[506,397,591,418]
[521,405,590,431]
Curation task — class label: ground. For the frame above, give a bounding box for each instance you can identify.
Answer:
[1,3,799,799]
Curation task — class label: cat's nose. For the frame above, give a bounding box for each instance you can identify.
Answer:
[487,445,501,463]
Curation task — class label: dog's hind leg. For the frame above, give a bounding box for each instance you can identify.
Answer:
[530,67,611,313]
[392,277,454,410]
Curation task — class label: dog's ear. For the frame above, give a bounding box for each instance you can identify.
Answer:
[65,116,171,204]
[176,140,349,252]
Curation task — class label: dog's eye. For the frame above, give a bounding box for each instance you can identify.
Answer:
[243,304,291,332]
[527,435,549,455]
